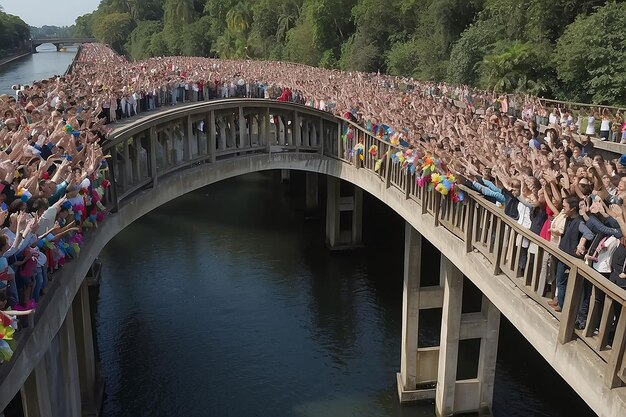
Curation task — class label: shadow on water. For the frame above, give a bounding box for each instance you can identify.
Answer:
[95,171,596,417]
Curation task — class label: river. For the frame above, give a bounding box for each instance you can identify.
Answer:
[97,172,596,417]
[0,45,77,95]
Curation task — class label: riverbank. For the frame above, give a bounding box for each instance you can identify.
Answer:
[0,51,31,67]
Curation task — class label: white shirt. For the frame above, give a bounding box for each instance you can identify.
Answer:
[594,236,619,273]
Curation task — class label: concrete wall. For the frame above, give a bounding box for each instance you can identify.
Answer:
[1,152,625,416]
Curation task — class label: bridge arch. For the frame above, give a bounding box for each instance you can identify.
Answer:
[30,38,96,52]
[1,99,625,417]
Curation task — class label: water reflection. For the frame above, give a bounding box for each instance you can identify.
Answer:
[97,171,595,417]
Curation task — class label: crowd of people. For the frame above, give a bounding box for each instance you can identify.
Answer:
[0,42,625,359]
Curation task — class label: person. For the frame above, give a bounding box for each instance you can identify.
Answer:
[548,196,594,311]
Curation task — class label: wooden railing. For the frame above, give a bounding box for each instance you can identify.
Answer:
[15,99,625,394]
[336,117,626,390]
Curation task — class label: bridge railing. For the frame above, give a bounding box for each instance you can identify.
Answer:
[335,116,626,390]
[102,99,340,210]
[88,99,626,391]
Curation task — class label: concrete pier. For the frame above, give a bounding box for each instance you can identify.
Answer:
[435,257,500,416]
[19,272,103,417]
[305,172,319,211]
[397,223,443,402]
[325,177,363,249]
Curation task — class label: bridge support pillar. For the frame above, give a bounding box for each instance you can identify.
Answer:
[325,177,362,250]
[59,305,82,417]
[281,169,290,183]
[435,256,500,416]
[73,281,103,416]
[20,361,53,417]
[397,223,442,403]
[305,172,318,211]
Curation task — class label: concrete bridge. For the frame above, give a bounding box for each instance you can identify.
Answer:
[0,99,625,416]
[30,38,95,52]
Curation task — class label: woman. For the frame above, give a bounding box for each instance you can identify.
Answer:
[599,108,612,141]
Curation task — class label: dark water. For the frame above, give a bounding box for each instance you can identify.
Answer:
[96,171,596,417]
[0,46,77,95]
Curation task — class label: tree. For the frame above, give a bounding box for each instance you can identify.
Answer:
[555,2,626,105]
[73,13,94,37]
[386,38,422,78]
[180,15,212,56]
[164,0,195,24]
[125,20,163,59]
[92,13,135,53]
[164,0,197,54]
[339,30,381,72]
[284,19,321,66]
[149,31,169,56]
[446,20,497,86]
[0,11,31,53]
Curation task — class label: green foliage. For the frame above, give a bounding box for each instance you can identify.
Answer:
[386,38,421,78]
[126,20,163,59]
[0,11,30,54]
[68,0,626,106]
[339,30,381,72]
[93,13,135,54]
[555,2,626,105]
[149,31,170,56]
[477,41,553,95]
[163,0,196,54]
[181,16,213,57]
[73,13,94,37]
[30,25,75,39]
[284,19,321,66]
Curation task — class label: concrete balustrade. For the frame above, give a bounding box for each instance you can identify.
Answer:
[2,99,626,417]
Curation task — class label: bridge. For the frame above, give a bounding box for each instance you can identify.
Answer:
[0,99,625,417]
[30,37,96,52]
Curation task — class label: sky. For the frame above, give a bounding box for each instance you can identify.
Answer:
[0,0,100,27]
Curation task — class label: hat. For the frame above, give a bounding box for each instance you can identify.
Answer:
[619,155,626,167]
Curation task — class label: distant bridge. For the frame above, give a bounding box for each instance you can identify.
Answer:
[31,37,96,52]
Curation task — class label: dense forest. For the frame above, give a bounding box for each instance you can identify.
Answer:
[0,6,30,57]
[71,0,625,106]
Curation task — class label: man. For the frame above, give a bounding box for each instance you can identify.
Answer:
[549,196,595,311]
[580,135,594,156]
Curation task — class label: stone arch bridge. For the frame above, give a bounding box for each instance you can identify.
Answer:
[0,99,625,417]
[30,38,96,52]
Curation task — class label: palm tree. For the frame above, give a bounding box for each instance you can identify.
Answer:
[276,12,297,41]
[164,0,195,25]
[225,3,250,33]
[479,42,532,92]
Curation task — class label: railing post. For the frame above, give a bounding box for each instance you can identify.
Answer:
[109,147,120,212]
[183,115,192,161]
[433,192,441,227]
[491,217,505,275]
[605,304,626,388]
[385,151,392,188]
[294,110,301,151]
[464,199,474,253]
[558,266,582,344]
[265,107,272,152]
[238,106,247,148]
[405,169,411,199]
[149,126,158,188]
[319,118,325,155]
[336,121,342,158]
[208,111,216,163]
[228,113,236,148]
[317,117,324,155]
